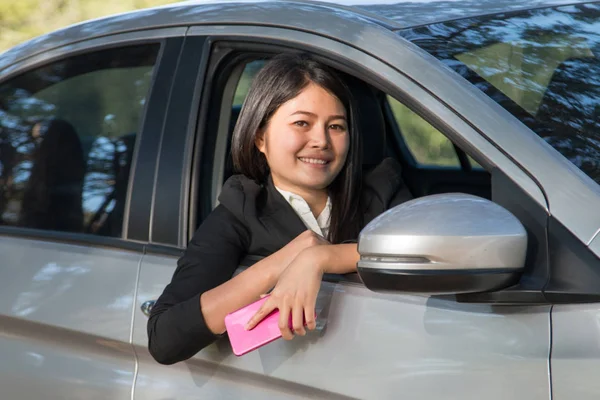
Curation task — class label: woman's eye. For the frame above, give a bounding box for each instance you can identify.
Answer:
[329,124,346,131]
[294,121,309,127]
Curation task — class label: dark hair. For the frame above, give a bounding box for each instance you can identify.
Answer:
[232,53,363,243]
[19,119,85,232]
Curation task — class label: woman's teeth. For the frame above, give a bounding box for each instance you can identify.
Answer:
[299,157,328,165]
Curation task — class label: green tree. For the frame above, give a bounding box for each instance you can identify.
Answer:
[0,0,179,53]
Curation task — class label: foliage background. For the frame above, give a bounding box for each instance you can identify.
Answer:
[0,0,179,53]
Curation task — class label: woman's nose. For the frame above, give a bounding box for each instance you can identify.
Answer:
[308,126,330,148]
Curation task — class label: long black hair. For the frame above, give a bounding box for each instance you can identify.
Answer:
[231,53,363,243]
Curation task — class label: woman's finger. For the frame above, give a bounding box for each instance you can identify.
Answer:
[292,299,306,336]
[278,300,294,340]
[245,298,275,330]
[304,303,317,331]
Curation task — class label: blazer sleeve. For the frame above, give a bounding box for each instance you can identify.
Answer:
[147,204,250,365]
[361,157,413,226]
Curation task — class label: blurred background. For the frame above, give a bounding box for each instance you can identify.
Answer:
[0,0,180,53]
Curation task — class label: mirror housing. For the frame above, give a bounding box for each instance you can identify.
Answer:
[357,194,527,295]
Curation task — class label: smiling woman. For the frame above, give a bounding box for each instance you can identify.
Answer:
[147,52,413,364]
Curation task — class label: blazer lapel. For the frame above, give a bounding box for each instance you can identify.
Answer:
[259,176,307,244]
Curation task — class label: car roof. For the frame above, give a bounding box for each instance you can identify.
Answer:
[0,0,594,73]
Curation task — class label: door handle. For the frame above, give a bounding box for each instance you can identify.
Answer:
[141,300,156,317]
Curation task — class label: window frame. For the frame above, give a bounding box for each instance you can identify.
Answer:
[0,29,186,251]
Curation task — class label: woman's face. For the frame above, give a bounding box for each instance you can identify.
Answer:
[255,82,349,195]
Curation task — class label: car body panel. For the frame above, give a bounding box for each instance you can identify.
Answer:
[3,0,593,73]
[0,2,386,73]
[551,303,600,399]
[0,235,142,398]
[134,255,551,400]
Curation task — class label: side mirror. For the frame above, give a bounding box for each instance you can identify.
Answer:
[357,194,527,294]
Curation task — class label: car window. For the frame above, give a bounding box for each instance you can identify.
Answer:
[0,44,160,237]
[400,3,600,185]
[233,60,266,106]
[387,96,461,168]
[230,61,480,171]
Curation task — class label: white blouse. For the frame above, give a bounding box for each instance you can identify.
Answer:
[275,187,331,238]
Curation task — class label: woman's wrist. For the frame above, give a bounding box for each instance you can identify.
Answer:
[299,243,359,275]
[299,245,330,274]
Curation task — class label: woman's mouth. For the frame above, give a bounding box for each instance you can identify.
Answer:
[298,157,330,165]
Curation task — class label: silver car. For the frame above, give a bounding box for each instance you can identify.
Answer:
[1,0,599,398]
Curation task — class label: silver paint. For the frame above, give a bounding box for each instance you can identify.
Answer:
[551,303,600,399]
[358,193,527,270]
[0,234,142,398]
[0,2,384,73]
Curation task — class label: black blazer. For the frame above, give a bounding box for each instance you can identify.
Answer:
[148,158,412,365]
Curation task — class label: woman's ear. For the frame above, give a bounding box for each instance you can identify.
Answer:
[255,130,266,154]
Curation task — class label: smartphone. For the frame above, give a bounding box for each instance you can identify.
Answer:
[224,295,314,356]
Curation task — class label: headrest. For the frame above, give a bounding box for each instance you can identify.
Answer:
[342,74,386,167]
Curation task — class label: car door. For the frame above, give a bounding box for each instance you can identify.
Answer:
[0,30,184,399]
[132,21,553,400]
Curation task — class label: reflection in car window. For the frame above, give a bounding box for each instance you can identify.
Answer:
[0,44,159,237]
[401,3,600,184]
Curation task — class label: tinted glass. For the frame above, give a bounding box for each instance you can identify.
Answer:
[401,3,600,184]
[0,44,159,236]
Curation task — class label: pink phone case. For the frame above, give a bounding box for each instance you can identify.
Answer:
[224,295,313,356]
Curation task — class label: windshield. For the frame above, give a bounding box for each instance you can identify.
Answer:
[399,2,600,185]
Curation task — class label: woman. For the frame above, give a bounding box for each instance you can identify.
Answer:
[148,53,412,365]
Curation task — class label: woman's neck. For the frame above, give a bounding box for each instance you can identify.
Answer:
[274,182,329,217]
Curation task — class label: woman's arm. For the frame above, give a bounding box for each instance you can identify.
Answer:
[147,205,250,365]
[309,243,359,274]
[148,203,327,365]
[245,243,359,338]
[200,229,328,335]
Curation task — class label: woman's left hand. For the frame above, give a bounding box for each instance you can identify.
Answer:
[245,247,324,339]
